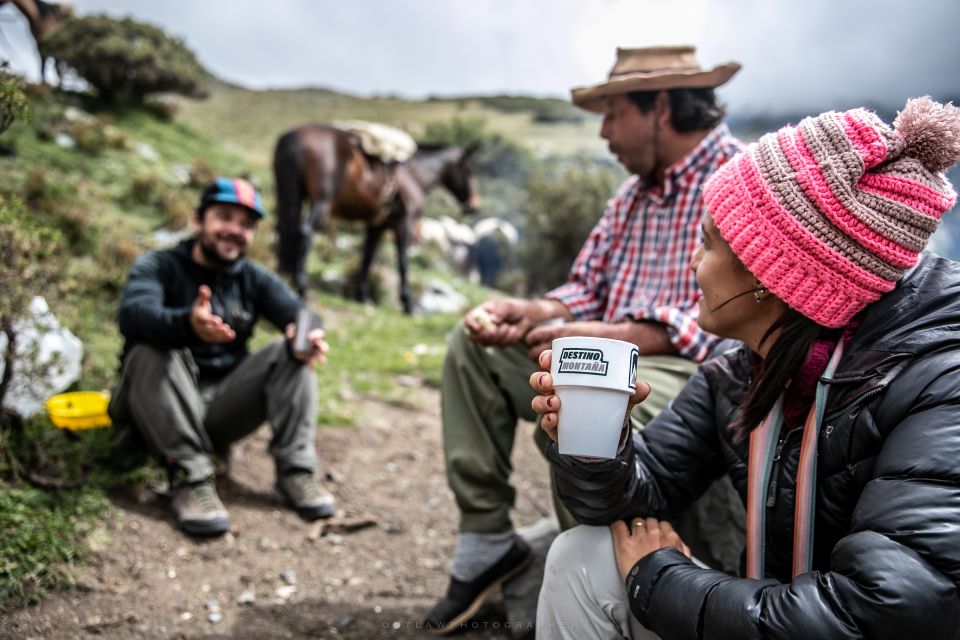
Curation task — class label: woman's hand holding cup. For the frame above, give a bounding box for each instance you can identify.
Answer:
[530,350,561,442]
[530,348,652,447]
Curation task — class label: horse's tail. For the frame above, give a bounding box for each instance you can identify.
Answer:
[273,129,303,277]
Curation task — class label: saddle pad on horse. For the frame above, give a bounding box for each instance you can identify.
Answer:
[334,120,417,163]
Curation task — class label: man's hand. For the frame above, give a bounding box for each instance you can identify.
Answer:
[610,518,691,581]
[190,285,236,343]
[530,349,650,444]
[524,319,675,362]
[285,323,329,367]
[463,298,533,346]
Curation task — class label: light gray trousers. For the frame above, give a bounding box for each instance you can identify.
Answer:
[536,526,660,640]
[108,339,319,483]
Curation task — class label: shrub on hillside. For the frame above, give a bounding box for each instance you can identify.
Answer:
[43,15,208,105]
[0,65,28,136]
[188,158,217,188]
[159,190,195,229]
[70,117,127,154]
[22,168,94,253]
[519,159,619,293]
[0,197,61,410]
[126,173,163,206]
[531,101,585,124]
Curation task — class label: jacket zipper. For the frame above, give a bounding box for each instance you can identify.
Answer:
[823,384,886,423]
[766,429,798,509]
[765,384,887,510]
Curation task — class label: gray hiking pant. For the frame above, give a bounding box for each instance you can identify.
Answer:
[108,339,319,483]
[536,525,659,640]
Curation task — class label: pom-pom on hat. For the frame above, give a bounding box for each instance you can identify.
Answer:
[703,97,960,328]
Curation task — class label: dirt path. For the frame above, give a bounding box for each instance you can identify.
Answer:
[3,386,553,639]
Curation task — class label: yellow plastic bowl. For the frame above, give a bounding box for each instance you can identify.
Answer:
[45,391,112,431]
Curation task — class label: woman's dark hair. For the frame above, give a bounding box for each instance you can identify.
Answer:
[730,307,838,441]
[625,88,726,133]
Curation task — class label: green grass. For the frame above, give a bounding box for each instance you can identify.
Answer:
[0,415,151,610]
[0,485,107,607]
[174,82,606,171]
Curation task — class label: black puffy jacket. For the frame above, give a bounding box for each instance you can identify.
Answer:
[117,239,302,377]
[546,253,960,639]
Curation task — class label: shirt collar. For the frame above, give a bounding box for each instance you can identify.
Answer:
[641,123,734,201]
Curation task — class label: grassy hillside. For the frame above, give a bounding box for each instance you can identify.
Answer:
[173,81,604,169]
[0,84,528,608]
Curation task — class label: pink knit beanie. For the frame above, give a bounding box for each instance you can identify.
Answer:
[703,97,960,327]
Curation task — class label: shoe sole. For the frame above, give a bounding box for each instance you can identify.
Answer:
[427,552,533,636]
[180,516,230,537]
[294,501,336,521]
[273,489,336,521]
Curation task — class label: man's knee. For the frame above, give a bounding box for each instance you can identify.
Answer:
[446,322,477,365]
[259,338,292,360]
[125,343,175,369]
[121,344,195,384]
[262,339,317,396]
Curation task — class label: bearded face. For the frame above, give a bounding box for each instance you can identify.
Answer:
[194,203,258,268]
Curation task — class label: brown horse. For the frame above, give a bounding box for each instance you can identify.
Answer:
[273,124,480,313]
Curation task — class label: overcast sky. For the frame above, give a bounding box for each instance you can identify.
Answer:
[1,0,958,114]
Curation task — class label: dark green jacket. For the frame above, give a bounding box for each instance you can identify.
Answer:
[117,239,302,377]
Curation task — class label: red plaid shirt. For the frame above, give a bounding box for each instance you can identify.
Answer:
[546,124,743,362]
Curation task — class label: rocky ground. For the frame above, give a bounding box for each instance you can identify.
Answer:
[3,387,554,639]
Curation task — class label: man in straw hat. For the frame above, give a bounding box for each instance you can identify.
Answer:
[424,46,745,634]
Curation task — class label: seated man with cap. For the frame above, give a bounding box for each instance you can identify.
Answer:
[108,177,335,536]
[426,46,746,633]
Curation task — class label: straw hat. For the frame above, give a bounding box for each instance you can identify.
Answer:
[571,46,741,113]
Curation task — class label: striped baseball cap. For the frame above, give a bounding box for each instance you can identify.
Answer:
[703,97,960,328]
[198,177,267,219]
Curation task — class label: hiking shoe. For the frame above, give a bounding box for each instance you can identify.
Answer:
[423,537,532,635]
[276,470,336,520]
[171,477,230,536]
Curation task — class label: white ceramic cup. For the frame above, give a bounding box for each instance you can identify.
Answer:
[550,336,638,459]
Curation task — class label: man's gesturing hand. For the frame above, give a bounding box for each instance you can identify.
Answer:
[190,285,236,343]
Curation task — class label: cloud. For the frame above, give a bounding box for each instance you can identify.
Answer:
[698,0,960,112]
[1,0,957,113]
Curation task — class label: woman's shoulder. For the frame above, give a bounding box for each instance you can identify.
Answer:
[700,343,752,396]
[859,253,960,353]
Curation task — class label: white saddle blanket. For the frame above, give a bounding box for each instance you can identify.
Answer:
[335,120,417,163]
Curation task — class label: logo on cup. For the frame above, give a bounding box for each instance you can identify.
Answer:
[557,348,609,376]
[629,349,638,389]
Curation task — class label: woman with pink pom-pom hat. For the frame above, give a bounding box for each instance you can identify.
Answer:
[529,97,960,640]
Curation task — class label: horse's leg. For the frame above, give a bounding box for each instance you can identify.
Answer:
[309,199,332,231]
[293,198,333,299]
[356,222,388,305]
[392,213,414,315]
